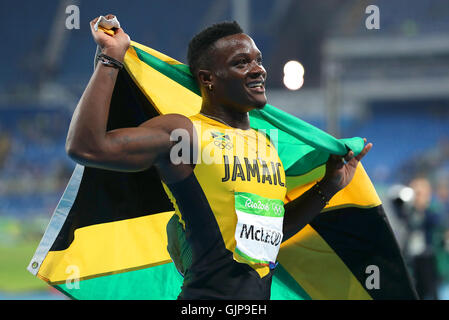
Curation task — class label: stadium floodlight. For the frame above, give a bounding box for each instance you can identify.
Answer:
[283,60,305,77]
[283,60,305,90]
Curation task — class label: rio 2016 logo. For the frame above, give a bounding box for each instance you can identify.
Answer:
[244,198,269,211]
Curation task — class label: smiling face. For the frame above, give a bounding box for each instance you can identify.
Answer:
[200,33,267,113]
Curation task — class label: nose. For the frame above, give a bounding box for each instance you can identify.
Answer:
[248,60,266,79]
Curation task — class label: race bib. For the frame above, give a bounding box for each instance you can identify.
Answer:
[234,192,284,266]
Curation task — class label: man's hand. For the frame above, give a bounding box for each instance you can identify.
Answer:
[320,138,373,197]
[90,14,130,62]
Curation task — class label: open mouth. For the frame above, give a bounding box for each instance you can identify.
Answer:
[246,80,265,92]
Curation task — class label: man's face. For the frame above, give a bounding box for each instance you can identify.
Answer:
[208,33,267,112]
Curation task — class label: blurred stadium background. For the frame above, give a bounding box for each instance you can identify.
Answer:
[1,0,449,299]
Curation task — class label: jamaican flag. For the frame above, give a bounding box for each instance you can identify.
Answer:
[27,36,417,300]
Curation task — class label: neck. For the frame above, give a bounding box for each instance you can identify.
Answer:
[200,103,251,130]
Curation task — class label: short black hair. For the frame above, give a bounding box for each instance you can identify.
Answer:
[187,21,243,79]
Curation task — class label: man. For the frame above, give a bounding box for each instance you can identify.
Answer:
[66,14,372,299]
[402,177,440,299]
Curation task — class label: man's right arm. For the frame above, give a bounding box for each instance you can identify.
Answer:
[66,15,175,172]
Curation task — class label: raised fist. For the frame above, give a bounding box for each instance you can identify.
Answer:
[90,14,130,62]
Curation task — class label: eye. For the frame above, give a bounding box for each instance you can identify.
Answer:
[235,58,248,67]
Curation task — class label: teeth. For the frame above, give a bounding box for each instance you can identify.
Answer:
[247,82,263,88]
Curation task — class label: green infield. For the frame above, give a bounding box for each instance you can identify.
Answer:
[0,216,50,292]
[0,241,48,292]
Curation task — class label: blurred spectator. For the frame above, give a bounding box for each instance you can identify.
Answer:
[0,133,11,169]
[433,175,449,289]
[401,177,441,299]
[435,177,449,226]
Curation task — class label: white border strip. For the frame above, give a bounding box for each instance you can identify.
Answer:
[27,164,85,276]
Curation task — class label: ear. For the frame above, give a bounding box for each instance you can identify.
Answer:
[197,69,213,89]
